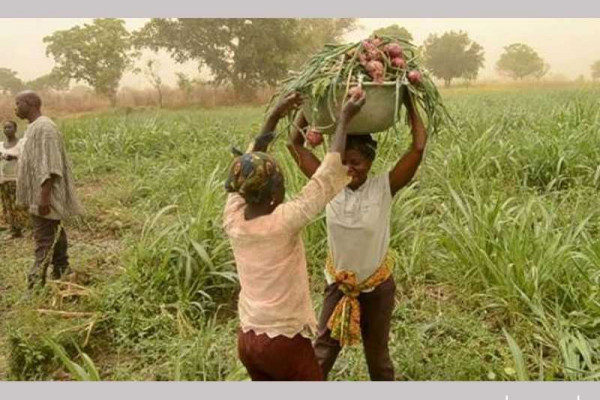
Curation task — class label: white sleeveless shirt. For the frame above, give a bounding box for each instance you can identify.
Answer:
[325,173,392,285]
[0,139,23,183]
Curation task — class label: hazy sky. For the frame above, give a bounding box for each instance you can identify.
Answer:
[0,18,598,88]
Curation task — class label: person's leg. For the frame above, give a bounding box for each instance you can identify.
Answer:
[250,333,323,381]
[6,182,23,237]
[16,204,30,234]
[51,223,69,279]
[0,182,12,229]
[359,276,396,381]
[313,282,344,380]
[237,329,272,381]
[27,216,60,289]
[284,335,323,381]
[238,329,323,381]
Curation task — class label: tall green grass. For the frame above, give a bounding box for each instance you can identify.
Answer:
[4,85,600,380]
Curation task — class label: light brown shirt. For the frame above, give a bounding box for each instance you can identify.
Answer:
[16,116,83,220]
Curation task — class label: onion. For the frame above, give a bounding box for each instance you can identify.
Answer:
[384,43,403,59]
[408,70,422,85]
[366,60,384,74]
[391,57,406,69]
[306,129,324,147]
[358,53,368,66]
[362,40,376,52]
[348,86,364,100]
[366,60,384,83]
[366,49,382,62]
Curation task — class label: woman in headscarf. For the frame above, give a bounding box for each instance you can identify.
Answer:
[0,120,27,238]
[287,93,427,380]
[223,90,366,381]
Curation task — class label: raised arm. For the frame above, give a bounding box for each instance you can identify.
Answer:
[388,93,427,197]
[240,92,303,154]
[330,90,365,154]
[252,92,303,153]
[228,92,303,219]
[280,90,367,231]
[286,112,322,179]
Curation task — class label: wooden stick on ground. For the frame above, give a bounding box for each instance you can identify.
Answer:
[36,309,96,318]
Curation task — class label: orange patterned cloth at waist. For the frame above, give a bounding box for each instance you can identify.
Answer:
[325,251,394,347]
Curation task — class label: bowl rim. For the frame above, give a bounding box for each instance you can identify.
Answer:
[326,81,399,89]
[353,81,399,87]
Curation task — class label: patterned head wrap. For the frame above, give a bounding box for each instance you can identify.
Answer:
[225,151,282,204]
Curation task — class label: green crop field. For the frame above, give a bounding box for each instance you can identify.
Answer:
[1,84,600,381]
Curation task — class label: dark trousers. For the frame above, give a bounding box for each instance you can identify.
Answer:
[27,215,69,288]
[237,329,323,381]
[313,276,396,381]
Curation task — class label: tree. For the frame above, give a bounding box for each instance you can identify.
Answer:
[176,72,194,101]
[592,60,600,81]
[26,68,70,92]
[134,18,357,100]
[462,42,485,83]
[0,68,24,94]
[143,59,164,108]
[496,43,549,80]
[44,18,138,106]
[373,24,413,42]
[422,31,485,87]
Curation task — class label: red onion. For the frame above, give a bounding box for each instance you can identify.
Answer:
[408,70,422,85]
[362,40,376,52]
[366,60,384,75]
[306,129,324,147]
[366,60,384,83]
[384,43,403,59]
[367,49,382,62]
[348,86,364,100]
[358,53,368,66]
[391,57,406,69]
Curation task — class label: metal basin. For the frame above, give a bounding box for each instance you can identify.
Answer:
[302,82,406,135]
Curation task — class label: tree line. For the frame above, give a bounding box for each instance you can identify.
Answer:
[1,19,599,106]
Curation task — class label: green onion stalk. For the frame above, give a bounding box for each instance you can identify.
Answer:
[267,35,452,138]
